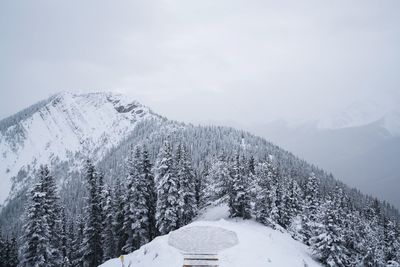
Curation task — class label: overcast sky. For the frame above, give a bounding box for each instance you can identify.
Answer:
[1,0,399,125]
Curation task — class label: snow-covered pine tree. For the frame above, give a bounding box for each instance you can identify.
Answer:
[248,155,255,175]
[113,175,126,257]
[343,211,364,265]
[301,172,320,244]
[383,217,400,265]
[4,236,18,267]
[195,161,210,208]
[19,167,53,267]
[40,165,63,265]
[253,159,279,226]
[205,154,230,202]
[276,177,292,228]
[228,154,251,219]
[176,144,197,226]
[97,171,106,224]
[59,208,70,266]
[286,178,302,224]
[97,170,115,260]
[360,200,386,266]
[81,160,103,267]
[134,146,152,246]
[65,220,75,266]
[310,191,349,267]
[128,146,152,251]
[142,146,158,240]
[155,141,180,235]
[122,146,142,253]
[101,184,116,262]
[0,227,5,267]
[254,162,271,225]
[70,216,84,267]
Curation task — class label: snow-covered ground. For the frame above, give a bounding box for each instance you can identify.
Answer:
[99,204,322,267]
[169,226,238,254]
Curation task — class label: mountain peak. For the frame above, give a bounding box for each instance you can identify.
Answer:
[0,91,157,203]
[51,91,147,114]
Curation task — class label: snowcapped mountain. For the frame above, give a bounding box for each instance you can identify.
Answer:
[0,92,158,204]
[248,98,400,209]
[2,92,400,267]
[317,98,400,136]
[100,204,323,267]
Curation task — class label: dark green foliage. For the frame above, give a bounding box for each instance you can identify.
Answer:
[81,160,103,267]
[228,154,251,219]
[155,141,180,234]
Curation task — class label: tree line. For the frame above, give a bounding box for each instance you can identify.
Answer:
[9,140,400,267]
[208,154,400,266]
[16,142,197,266]
[0,228,18,267]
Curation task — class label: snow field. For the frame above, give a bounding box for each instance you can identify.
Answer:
[100,204,322,267]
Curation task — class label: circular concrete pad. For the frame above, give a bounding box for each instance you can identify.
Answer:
[168,226,238,253]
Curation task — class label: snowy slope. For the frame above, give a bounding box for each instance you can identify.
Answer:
[0,92,157,203]
[100,204,323,267]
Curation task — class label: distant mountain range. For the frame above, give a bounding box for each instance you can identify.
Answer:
[0,92,398,235]
[1,91,400,267]
[249,99,400,209]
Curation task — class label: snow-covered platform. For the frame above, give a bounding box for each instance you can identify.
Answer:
[168,226,238,254]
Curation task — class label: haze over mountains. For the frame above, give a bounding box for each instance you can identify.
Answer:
[245,99,400,209]
[1,91,399,267]
[1,92,399,211]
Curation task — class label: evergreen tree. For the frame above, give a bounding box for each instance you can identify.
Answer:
[39,165,64,265]
[65,220,75,266]
[155,141,180,235]
[113,175,126,257]
[101,184,116,261]
[360,201,386,266]
[310,194,349,267]
[70,216,84,267]
[81,160,103,267]
[228,154,251,219]
[19,170,52,266]
[122,147,141,253]
[6,236,19,267]
[276,177,292,228]
[383,218,400,264]
[205,155,230,202]
[142,146,158,240]
[59,209,70,266]
[248,155,255,175]
[123,146,153,252]
[254,160,278,226]
[0,229,17,267]
[0,228,5,267]
[301,173,320,244]
[176,144,197,226]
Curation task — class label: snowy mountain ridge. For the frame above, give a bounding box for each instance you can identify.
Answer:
[317,98,400,136]
[2,92,400,267]
[0,92,158,204]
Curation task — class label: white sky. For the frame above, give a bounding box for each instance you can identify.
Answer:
[1,0,399,124]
